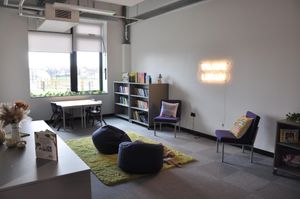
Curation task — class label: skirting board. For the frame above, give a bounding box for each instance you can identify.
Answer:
[151,123,274,158]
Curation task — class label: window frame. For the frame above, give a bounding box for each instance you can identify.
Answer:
[28,22,107,98]
[71,51,104,92]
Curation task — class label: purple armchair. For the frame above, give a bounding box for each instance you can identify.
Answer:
[215,111,260,163]
[154,99,182,138]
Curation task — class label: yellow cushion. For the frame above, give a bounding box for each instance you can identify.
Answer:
[230,116,253,138]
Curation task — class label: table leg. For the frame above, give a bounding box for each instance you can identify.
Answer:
[101,105,104,126]
[63,108,66,131]
[83,106,86,128]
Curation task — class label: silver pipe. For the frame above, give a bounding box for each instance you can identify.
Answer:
[4,0,44,12]
[113,14,141,21]
[10,4,44,11]
[19,13,45,20]
[18,0,26,16]
[124,21,139,41]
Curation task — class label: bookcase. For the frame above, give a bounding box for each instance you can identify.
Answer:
[114,81,168,128]
[273,120,300,177]
[114,82,130,120]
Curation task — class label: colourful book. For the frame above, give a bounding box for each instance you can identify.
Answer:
[280,129,299,143]
[138,72,146,83]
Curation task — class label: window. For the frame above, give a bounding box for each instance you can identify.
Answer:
[28,22,107,97]
[77,51,100,91]
[28,31,72,96]
[29,52,71,95]
[74,23,106,92]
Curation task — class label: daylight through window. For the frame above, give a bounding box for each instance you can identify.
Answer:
[28,22,107,97]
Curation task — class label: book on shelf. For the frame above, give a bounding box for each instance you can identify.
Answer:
[139,112,148,123]
[136,100,148,109]
[282,154,300,168]
[118,85,129,94]
[35,130,58,161]
[144,89,149,97]
[137,72,146,83]
[132,110,148,123]
[279,129,299,143]
[119,96,128,105]
[146,75,152,84]
[132,110,139,120]
[135,88,148,97]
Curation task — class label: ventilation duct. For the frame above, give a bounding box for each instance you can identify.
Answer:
[37,4,79,32]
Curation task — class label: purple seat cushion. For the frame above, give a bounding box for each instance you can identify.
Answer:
[215,130,238,142]
[154,116,180,123]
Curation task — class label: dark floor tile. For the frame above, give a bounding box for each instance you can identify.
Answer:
[256,182,300,199]
[223,170,270,192]
[53,117,299,199]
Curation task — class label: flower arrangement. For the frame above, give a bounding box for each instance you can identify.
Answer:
[0,100,30,127]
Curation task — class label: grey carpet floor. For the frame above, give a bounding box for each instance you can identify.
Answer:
[53,117,300,199]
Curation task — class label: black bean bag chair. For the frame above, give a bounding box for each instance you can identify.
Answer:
[118,141,164,174]
[92,125,131,154]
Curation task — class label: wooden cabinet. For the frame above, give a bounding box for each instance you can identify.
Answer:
[273,120,300,177]
[114,81,168,128]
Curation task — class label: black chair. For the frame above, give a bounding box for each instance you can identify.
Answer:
[215,111,260,163]
[53,106,74,131]
[50,103,60,126]
[153,99,182,138]
[86,105,106,127]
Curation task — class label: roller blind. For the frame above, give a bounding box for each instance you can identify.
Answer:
[28,31,72,53]
[74,23,105,52]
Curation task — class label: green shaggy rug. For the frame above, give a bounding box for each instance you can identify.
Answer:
[66,131,195,186]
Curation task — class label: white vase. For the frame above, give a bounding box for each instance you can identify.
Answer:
[11,123,20,142]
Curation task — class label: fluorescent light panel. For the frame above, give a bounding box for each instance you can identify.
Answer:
[53,3,116,16]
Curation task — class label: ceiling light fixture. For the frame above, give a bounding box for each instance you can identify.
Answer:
[53,2,116,16]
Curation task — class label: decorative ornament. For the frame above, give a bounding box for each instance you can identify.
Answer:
[158,74,162,84]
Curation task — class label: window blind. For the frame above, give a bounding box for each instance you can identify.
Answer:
[74,23,105,52]
[28,31,72,53]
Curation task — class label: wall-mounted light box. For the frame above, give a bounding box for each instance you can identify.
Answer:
[198,60,231,84]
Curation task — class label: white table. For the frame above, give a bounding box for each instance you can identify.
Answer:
[52,99,103,130]
[0,121,91,199]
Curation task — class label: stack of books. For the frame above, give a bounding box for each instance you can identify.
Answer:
[129,72,147,83]
[136,100,148,109]
[118,86,129,94]
[132,111,148,123]
[135,88,149,97]
[119,96,128,105]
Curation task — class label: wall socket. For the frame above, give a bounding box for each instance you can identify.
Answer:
[190,112,196,117]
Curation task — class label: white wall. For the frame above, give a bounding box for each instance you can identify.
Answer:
[0,7,123,120]
[130,0,300,152]
[128,0,178,17]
